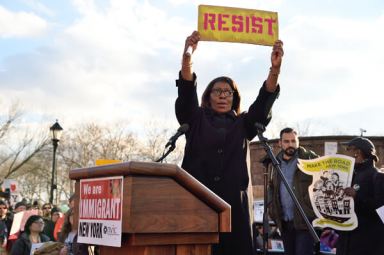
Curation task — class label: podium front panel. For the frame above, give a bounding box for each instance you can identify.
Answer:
[123,176,218,233]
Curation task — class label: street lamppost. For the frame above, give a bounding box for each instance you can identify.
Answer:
[49,120,63,204]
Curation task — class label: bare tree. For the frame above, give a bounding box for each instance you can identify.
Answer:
[138,121,184,164]
[60,122,139,167]
[0,117,185,203]
[54,121,185,200]
[57,122,140,198]
[18,163,50,202]
[0,103,49,186]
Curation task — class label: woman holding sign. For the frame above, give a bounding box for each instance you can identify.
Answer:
[175,31,283,255]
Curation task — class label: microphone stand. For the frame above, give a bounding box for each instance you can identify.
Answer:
[155,124,189,163]
[155,143,176,163]
[256,127,320,255]
[261,156,272,255]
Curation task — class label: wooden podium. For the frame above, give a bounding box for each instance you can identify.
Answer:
[69,161,231,255]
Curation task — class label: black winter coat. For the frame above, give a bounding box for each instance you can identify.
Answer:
[336,160,384,255]
[10,232,50,255]
[175,74,279,255]
[42,218,55,241]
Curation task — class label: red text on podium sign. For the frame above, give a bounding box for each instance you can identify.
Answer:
[78,176,123,247]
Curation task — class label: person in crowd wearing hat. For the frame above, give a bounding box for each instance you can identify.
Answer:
[13,202,27,214]
[337,137,384,255]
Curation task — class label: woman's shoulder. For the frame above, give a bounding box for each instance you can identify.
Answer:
[18,232,29,240]
[11,233,29,254]
[40,233,51,242]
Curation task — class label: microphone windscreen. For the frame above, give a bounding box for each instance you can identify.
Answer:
[254,122,266,132]
[178,123,190,133]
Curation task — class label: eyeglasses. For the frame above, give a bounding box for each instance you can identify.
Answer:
[43,207,51,210]
[211,89,234,97]
[33,221,45,225]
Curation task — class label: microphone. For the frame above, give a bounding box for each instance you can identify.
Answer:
[165,124,189,148]
[254,122,266,133]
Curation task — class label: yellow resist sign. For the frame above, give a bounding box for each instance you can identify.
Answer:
[198,5,278,46]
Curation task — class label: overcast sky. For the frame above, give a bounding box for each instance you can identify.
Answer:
[0,0,383,139]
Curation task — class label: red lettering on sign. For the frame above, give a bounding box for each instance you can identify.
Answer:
[204,13,216,30]
[232,15,243,32]
[251,16,263,33]
[264,18,277,35]
[202,12,276,36]
[218,14,229,31]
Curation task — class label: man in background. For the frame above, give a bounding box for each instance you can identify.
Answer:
[269,127,318,255]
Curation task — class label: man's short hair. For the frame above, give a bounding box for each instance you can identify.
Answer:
[14,201,27,210]
[279,127,298,139]
[0,200,7,208]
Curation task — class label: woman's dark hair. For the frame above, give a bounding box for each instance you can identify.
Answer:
[59,208,73,242]
[24,215,43,235]
[201,76,241,115]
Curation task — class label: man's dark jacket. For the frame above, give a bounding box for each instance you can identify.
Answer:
[175,74,279,255]
[268,146,318,231]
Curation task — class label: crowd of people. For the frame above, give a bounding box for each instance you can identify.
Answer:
[0,29,382,255]
[0,195,90,255]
